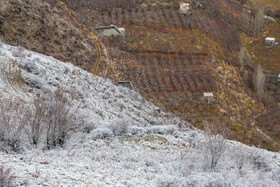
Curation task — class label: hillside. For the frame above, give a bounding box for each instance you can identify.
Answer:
[0,42,280,186]
[0,0,279,150]
[61,0,280,151]
[0,0,99,71]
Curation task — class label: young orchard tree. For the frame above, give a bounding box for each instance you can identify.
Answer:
[228,24,240,51]
[239,47,245,74]
[253,64,266,100]
[254,8,264,35]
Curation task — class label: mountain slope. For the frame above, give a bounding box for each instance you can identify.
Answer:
[0,0,98,71]
[0,42,280,186]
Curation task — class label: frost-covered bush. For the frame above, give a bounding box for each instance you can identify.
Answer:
[149,125,178,135]
[42,88,77,149]
[109,118,130,136]
[0,97,26,152]
[95,108,104,118]
[22,74,45,89]
[0,48,5,56]
[0,89,77,151]
[22,61,40,75]
[272,168,280,183]
[157,177,180,187]
[24,93,47,147]
[128,126,145,135]
[230,144,252,171]
[91,128,113,139]
[185,131,201,148]
[202,123,227,171]
[0,165,14,187]
[185,174,230,187]
[46,77,60,87]
[82,120,97,134]
[11,47,25,58]
[27,53,32,58]
[250,150,269,170]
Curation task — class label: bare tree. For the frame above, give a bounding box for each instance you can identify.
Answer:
[203,122,227,170]
[227,24,240,51]
[239,47,245,74]
[253,64,266,100]
[254,7,264,35]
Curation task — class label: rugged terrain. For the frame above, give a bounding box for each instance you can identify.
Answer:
[0,42,280,186]
[0,0,279,152]
[0,0,98,71]
[63,0,280,150]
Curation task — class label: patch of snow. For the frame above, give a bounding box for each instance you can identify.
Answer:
[264,15,277,22]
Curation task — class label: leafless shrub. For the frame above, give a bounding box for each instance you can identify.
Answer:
[231,144,253,175]
[150,125,178,135]
[11,47,26,58]
[91,128,113,139]
[0,88,77,150]
[42,88,77,149]
[202,122,227,171]
[0,165,14,187]
[272,168,280,184]
[0,97,26,152]
[249,148,269,170]
[24,93,46,147]
[0,60,23,88]
[109,118,130,136]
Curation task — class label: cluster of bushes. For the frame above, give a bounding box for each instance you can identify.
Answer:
[0,88,77,152]
[90,120,179,140]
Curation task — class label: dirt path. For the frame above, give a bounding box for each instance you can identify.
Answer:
[57,0,102,74]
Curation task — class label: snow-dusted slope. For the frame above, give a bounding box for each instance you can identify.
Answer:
[0,43,188,129]
[0,42,280,187]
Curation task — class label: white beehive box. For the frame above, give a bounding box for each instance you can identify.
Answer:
[265,37,275,45]
[180,3,190,14]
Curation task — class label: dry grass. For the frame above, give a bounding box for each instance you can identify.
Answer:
[0,59,23,87]
[0,0,98,72]
[240,20,280,72]
[250,0,280,10]
[0,165,14,187]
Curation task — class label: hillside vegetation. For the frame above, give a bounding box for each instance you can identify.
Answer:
[61,0,280,151]
[0,42,280,186]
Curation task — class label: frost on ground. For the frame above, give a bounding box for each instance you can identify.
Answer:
[0,42,280,186]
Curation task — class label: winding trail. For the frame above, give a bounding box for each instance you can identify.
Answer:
[57,0,102,74]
